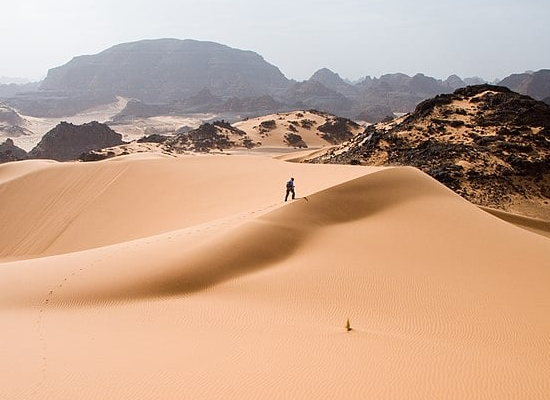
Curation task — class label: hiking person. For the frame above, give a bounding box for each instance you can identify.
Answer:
[285,177,295,201]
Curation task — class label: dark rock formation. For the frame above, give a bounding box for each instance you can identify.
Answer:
[29,121,124,161]
[167,120,253,152]
[310,85,550,213]
[0,138,28,163]
[317,116,360,145]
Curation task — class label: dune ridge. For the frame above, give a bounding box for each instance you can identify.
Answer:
[1,154,549,399]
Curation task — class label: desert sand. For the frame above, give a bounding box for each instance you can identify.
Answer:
[1,153,550,399]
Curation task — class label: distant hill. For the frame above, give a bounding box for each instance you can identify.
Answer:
[310,85,550,218]
[40,39,291,103]
[309,68,358,98]
[1,38,548,124]
[498,70,550,100]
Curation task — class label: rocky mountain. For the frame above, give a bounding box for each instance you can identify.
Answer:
[309,68,358,98]
[0,138,28,163]
[1,38,547,125]
[499,69,550,100]
[310,85,550,218]
[29,121,124,161]
[40,39,291,103]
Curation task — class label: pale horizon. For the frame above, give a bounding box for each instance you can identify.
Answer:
[1,0,549,83]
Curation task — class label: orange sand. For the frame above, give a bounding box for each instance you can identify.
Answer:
[1,154,549,399]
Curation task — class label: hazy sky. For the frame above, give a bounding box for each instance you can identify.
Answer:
[1,0,549,82]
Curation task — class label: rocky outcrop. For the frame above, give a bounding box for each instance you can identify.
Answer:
[29,121,124,161]
[166,120,254,152]
[310,85,550,215]
[0,138,28,163]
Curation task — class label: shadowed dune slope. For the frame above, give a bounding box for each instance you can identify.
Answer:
[1,155,549,399]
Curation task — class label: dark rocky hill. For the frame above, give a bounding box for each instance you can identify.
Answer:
[0,138,28,163]
[311,85,550,217]
[29,121,124,161]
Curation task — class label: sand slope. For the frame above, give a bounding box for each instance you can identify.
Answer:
[1,155,549,399]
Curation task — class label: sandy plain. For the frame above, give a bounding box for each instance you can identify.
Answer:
[1,152,549,399]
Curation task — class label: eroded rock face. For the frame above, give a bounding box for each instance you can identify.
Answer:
[311,85,550,211]
[29,121,124,161]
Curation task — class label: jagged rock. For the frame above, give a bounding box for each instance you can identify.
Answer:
[0,138,28,163]
[29,121,124,161]
[310,85,550,214]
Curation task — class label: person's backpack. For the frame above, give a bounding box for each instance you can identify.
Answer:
[286,180,293,189]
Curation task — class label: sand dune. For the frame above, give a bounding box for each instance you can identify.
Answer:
[1,154,549,399]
